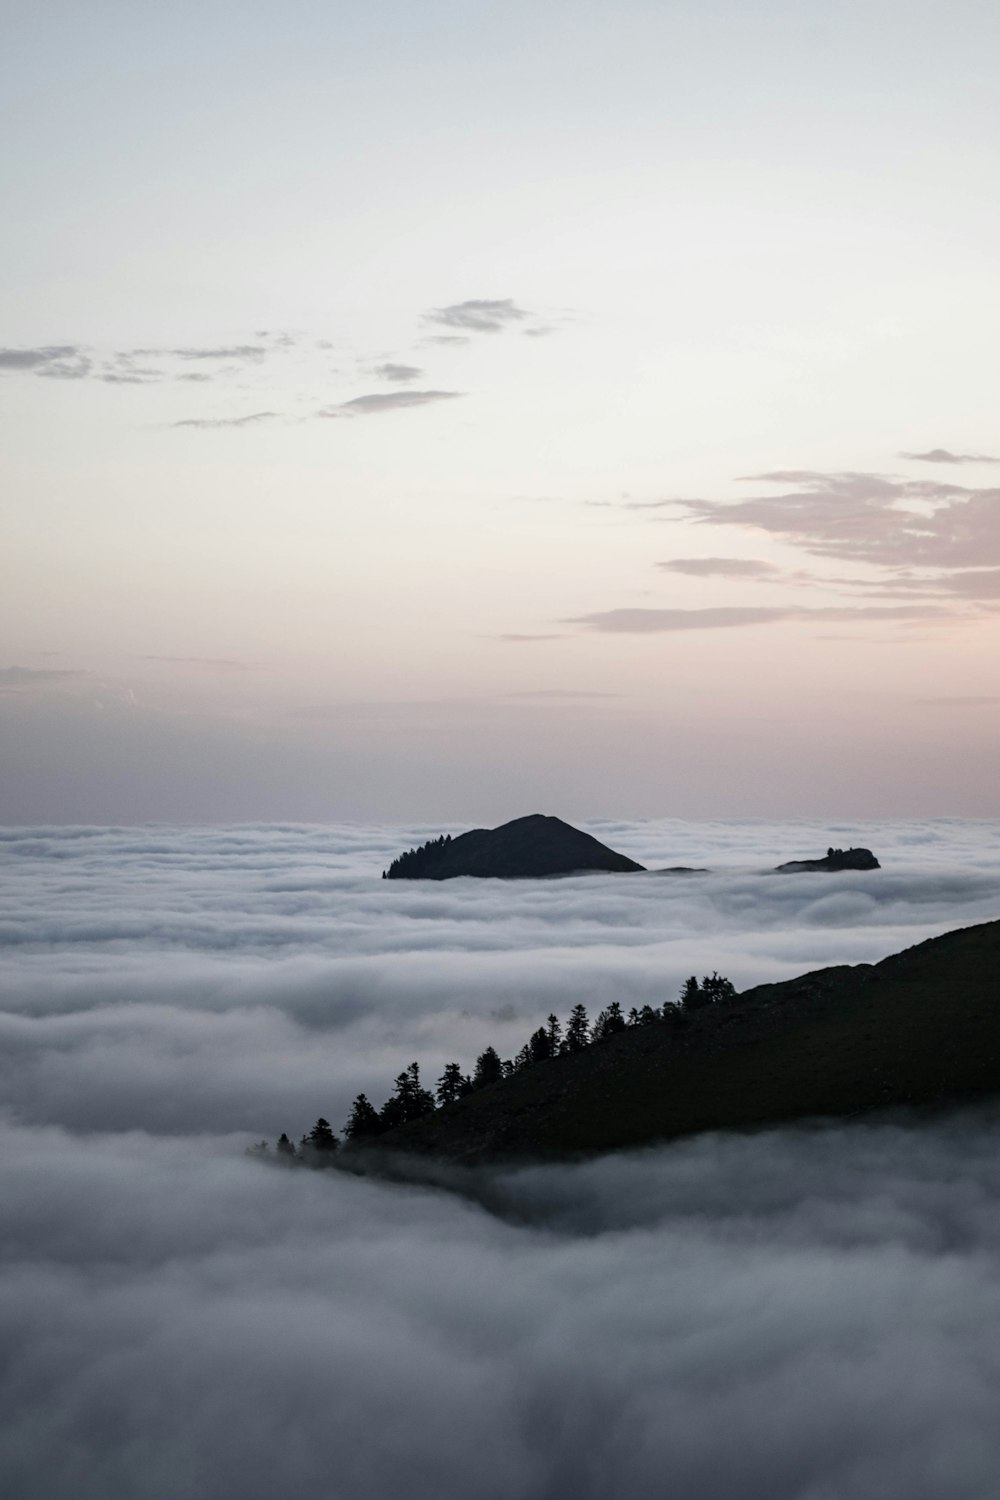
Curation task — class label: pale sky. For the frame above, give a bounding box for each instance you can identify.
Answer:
[3,0,999,821]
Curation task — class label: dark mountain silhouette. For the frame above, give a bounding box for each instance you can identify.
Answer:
[776,846,880,872]
[383,814,645,879]
[358,917,1000,1163]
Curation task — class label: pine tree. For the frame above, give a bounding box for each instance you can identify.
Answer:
[701,972,736,1005]
[276,1132,296,1158]
[514,1043,533,1072]
[386,1062,436,1123]
[680,975,705,1010]
[308,1118,338,1153]
[473,1045,503,1089]
[593,1000,626,1042]
[379,1093,406,1131]
[546,1013,563,1054]
[529,1026,552,1063]
[436,1062,472,1107]
[563,1004,590,1053]
[344,1094,383,1140]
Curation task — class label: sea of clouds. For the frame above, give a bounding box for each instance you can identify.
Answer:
[3,817,1000,1498]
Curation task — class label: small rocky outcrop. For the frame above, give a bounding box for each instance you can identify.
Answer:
[775,846,881,873]
[383,813,645,880]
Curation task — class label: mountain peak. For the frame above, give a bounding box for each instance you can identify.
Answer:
[383,814,645,880]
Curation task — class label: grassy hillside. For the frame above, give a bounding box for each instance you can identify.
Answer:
[363,918,1000,1163]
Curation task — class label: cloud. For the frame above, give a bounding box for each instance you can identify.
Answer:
[5,816,1000,1500]
[135,345,269,361]
[0,345,81,371]
[3,819,1000,1137]
[657,557,780,578]
[0,666,88,692]
[319,391,462,418]
[678,469,1000,572]
[423,299,530,334]
[922,569,1000,599]
[497,633,565,642]
[35,356,92,379]
[567,604,945,633]
[0,345,92,379]
[171,412,279,429]
[5,1107,1000,1500]
[1,338,285,391]
[370,362,423,383]
[901,449,1000,464]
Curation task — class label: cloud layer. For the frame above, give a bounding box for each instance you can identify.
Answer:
[4,819,1000,1498]
[5,1111,1000,1500]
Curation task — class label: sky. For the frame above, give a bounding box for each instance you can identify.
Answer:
[4,818,1000,1498]
[3,0,1000,821]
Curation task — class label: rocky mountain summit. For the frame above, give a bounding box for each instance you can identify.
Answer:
[775,846,881,873]
[383,814,645,879]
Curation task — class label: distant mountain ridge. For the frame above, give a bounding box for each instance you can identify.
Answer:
[382,818,882,880]
[383,813,645,879]
[358,917,1000,1163]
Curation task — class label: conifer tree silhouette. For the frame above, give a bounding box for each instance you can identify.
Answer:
[563,1004,590,1053]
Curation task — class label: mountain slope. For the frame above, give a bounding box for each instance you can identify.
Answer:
[364,918,1000,1162]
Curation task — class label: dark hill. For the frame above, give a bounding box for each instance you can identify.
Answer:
[362,917,1000,1162]
[383,814,645,879]
[776,846,880,872]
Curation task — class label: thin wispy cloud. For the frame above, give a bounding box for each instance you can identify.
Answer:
[318,391,462,418]
[423,298,530,334]
[901,448,1000,464]
[3,339,281,391]
[568,604,947,633]
[133,345,269,362]
[171,412,279,429]
[658,557,780,578]
[497,632,565,642]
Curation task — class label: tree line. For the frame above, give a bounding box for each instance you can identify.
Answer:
[248,970,736,1163]
[382,833,453,880]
